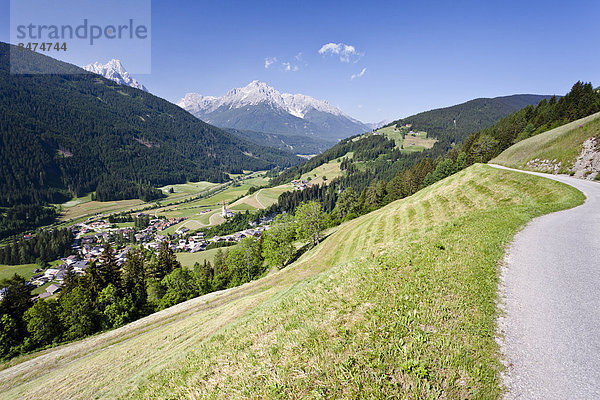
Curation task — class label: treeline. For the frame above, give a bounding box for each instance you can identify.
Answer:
[0,243,176,359]
[107,212,153,230]
[351,135,398,161]
[107,213,135,224]
[0,228,73,265]
[0,205,59,240]
[92,179,165,202]
[276,184,338,214]
[264,141,450,219]
[0,212,323,360]
[386,94,554,145]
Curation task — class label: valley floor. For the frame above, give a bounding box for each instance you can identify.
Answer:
[0,165,584,399]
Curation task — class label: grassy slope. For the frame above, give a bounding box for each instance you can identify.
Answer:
[0,165,584,399]
[299,159,344,185]
[491,111,600,171]
[376,125,438,152]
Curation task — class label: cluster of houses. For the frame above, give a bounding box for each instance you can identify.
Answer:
[212,226,268,244]
[75,221,132,240]
[70,212,276,260]
[29,255,87,300]
[172,225,271,253]
[291,180,313,190]
[16,208,280,302]
[133,214,186,234]
[129,215,186,243]
[249,215,275,227]
[148,216,186,232]
[27,244,135,300]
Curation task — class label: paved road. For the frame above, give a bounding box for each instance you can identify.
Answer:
[489,165,600,399]
[255,189,266,209]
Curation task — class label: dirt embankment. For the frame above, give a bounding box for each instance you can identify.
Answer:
[572,137,600,180]
[526,136,600,180]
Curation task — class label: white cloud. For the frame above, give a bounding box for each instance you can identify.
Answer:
[294,52,303,61]
[318,42,362,62]
[266,58,299,72]
[350,67,367,80]
[264,57,277,69]
[282,62,299,72]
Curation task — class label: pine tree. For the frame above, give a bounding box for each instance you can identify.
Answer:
[148,242,180,281]
[122,249,147,306]
[98,244,121,291]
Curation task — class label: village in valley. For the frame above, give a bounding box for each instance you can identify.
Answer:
[24,200,276,300]
[0,162,338,302]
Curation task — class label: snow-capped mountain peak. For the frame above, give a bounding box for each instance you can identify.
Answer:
[178,81,347,120]
[82,59,148,92]
[176,81,369,141]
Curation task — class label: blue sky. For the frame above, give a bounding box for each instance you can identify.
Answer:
[1,0,599,122]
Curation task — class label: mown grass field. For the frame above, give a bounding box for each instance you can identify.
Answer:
[376,125,438,152]
[491,112,600,171]
[178,184,254,208]
[156,180,269,233]
[58,198,145,222]
[300,159,344,185]
[228,186,288,211]
[158,181,220,202]
[0,164,584,399]
[255,186,291,207]
[56,172,265,225]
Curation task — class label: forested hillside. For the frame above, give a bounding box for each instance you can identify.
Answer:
[461,82,600,164]
[386,94,553,145]
[0,43,300,238]
[265,82,599,222]
[0,42,300,208]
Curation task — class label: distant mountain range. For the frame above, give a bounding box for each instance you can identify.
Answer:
[177,81,371,142]
[82,59,148,92]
